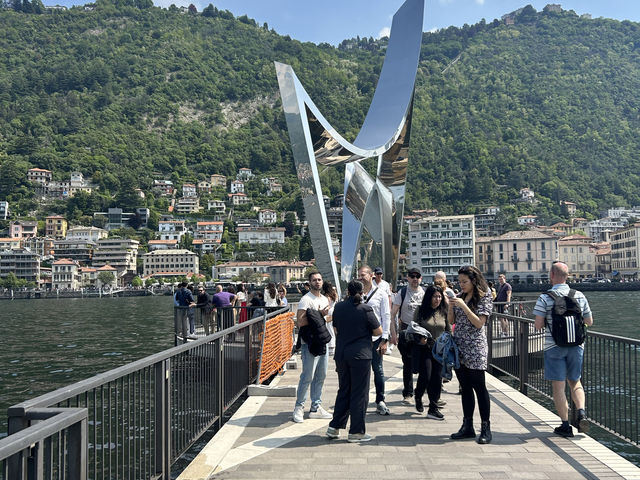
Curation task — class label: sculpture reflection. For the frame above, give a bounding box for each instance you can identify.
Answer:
[275,0,424,293]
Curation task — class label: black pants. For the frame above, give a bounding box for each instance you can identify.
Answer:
[398,330,414,397]
[414,346,442,407]
[456,365,491,421]
[330,358,371,434]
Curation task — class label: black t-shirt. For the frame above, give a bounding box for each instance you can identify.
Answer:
[332,298,380,361]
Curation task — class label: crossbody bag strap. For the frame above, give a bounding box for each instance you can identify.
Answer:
[364,287,379,304]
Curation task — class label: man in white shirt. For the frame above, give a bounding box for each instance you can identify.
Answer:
[373,266,394,354]
[292,271,332,423]
[358,265,391,415]
[390,267,425,402]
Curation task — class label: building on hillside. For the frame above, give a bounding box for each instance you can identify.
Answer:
[69,172,95,195]
[22,237,54,258]
[92,238,139,277]
[0,201,9,220]
[152,180,174,197]
[94,208,149,231]
[174,196,201,214]
[560,200,577,217]
[159,220,187,242]
[558,236,597,279]
[27,168,52,185]
[10,221,38,239]
[52,258,80,290]
[227,193,250,206]
[148,239,179,251]
[488,230,558,283]
[142,249,199,278]
[610,223,640,280]
[544,4,562,12]
[182,183,197,197]
[66,226,108,242]
[194,221,223,240]
[595,244,612,279]
[518,188,535,203]
[191,238,221,254]
[280,211,300,224]
[549,222,572,235]
[53,239,96,264]
[517,215,538,226]
[474,207,504,237]
[326,207,343,238]
[197,181,212,194]
[237,226,285,245]
[0,238,22,250]
[210,174,226,188]
[606,206,640,219]
[407,215,475,283]
[267,183,282,196]
[0,248,40,283]
[230,180,245,194]
[237,168,253,180]
[207,200,226,215]
[45,215,68,239]
[585,218,625,242]
[258,209,277,225]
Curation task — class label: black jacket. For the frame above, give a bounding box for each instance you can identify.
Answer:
[299,308,332,356]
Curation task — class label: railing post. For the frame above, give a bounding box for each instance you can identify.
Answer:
[217,338,225,430]
[255,312,268,385]
[7,414,28,479]
[68,417,87,480]
[154,360,171,480]
[519,320,529,395]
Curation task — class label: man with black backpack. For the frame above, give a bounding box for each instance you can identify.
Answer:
[534,261,594,438]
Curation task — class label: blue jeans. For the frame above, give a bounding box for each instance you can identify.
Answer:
[371,338,385,404]
[295,343,329,409]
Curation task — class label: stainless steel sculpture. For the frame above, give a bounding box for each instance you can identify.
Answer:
[276,0,424,292]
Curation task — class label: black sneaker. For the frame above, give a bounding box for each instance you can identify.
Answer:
[436,399,446,408]
[415,397,424,413]
[577,412,590,433]
[554,424,574,438]
[427,407,444,421]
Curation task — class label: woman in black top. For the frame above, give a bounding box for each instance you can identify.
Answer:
[327,280,382,443]
[412,285,450,419]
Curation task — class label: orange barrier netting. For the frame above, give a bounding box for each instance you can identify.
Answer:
[258,312,296,384]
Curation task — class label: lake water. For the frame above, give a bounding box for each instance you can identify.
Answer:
[0,291,638,439]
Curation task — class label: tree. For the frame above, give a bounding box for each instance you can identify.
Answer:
[235,268,261,284]
[132,276,143,287]
[98,271,115,288]
[2,272,20,288]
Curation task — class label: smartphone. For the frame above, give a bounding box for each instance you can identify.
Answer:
[445,290,456,299]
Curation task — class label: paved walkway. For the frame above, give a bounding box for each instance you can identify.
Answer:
[179,351,640,480]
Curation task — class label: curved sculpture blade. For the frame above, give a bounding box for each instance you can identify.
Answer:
[276,0,424,292]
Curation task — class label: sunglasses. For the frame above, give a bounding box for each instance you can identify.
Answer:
[408,273,421,279]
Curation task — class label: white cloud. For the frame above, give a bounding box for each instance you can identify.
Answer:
[475,0,485,5]
[378,26,391,39]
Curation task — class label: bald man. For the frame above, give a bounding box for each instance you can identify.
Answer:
[534,261,593,438]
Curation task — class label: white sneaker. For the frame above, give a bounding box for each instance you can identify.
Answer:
[326,426,339,439]
[402,395,413,405]
[309,406,332,419]
[376,401,390,415]
[292,406,304,423]
[384,345,394,355]
[347,432,374,443]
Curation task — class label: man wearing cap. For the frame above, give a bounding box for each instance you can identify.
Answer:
[390,267,425,402]
[373,267,393,353]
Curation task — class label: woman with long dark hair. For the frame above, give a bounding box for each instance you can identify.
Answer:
[412,285,450,419]
[448,265,494,444]
[326,280,382,443]
[322,281,338,355]
[264,282,279,312]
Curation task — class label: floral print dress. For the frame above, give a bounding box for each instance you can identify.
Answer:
[452,291,493,370]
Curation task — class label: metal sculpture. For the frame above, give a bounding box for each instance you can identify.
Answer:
[275,0,424,292]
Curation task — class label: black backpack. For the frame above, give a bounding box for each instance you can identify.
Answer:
[545,290,586,347]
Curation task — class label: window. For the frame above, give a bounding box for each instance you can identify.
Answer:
[479,246,483,253]
[499,253,504,260]
[514,263,518,271]
[541,251,546,259]
[500,263,504,271]
[542,262,546,270]
[541,242,546,250]
[499,244,503,252]
[527,242,531,250]
[513,243,517,251]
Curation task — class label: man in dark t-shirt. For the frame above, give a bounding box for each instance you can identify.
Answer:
[495,274,512,336]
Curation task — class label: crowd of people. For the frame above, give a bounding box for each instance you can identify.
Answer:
[292,260,594,444]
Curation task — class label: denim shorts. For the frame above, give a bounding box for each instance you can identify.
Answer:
[544,345,584,381]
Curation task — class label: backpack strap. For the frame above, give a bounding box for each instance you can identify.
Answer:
[543,290,559,329]
[567,289,577,299]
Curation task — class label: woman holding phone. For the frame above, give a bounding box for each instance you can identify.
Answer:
[448,265,494,444]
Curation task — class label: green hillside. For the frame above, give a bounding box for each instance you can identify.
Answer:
[2,2,640,225]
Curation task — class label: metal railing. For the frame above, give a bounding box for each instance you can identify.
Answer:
[489,302,640,447]
[1,306,289,480]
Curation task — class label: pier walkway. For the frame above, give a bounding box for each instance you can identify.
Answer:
[179,352,640,480]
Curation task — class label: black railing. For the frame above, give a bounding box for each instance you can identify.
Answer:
[1,306,289,480]
[489,304,640,447]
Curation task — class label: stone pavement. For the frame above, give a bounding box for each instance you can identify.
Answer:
[179,351,640,480]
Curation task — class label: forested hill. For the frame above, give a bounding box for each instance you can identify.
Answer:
[2,2,640,224]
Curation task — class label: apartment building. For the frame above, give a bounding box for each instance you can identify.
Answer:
[489,230,557,283]
[66,226,108,242]
[27,168,52,185]
[53,239,96,264]
[210,174,227,188]
[142,249,199,277]
[152,180,174,196]
[22,237,54,258]
[610,223,640,279]
[45,215,68,239]
[0,248,40,283]
[174,196,201,214]
[0,201,8,220]
[558,236,597,279]
[159,220,187,242]
[207,200,226,215]
[10,221,37,239]
[92,238,139,275]
[258,209,277,225]
[237,226,285,245]
[407,215,475,283]
[230,180,245,194]
[52,258,80,290]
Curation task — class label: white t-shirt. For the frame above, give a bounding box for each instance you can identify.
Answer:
[393,286,425,327]
[297,291,330,344]
[373,278,392,299]
[363,286,390,341]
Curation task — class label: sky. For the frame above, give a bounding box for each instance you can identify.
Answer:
[56,0,640,46]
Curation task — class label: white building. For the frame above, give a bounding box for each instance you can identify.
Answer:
[267,183,283,196]
[142,249,199,278]
[182,183,197,197]
[148,239,179,251]
[210,174,226,188]
[207,200,226,215]
[197,180,211,194]
[152,180,174,196]
[407,215,475,283]
[66,226,108,242]
[518,187,535,202]
[174,196,201,214]
[258,209,277,225]
[92,238,139,275]
[230,180,245,194]
[27,168,52,185]
[610,223,640,279]
[159,220,187,242]
[237,226,285,245]
[237,168,254,180]
[487,230,558,283]
[0,201,8,220]
[228,193,250,206]
[68,172,95,195]
[517,215,538,226]
[585,218,625,242]
[194,221,224,241]
[0,247,40,283]
[52,258,80,290]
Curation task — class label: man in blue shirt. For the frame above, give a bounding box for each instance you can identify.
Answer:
[174,282,196,342]
[534,261,594,438]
